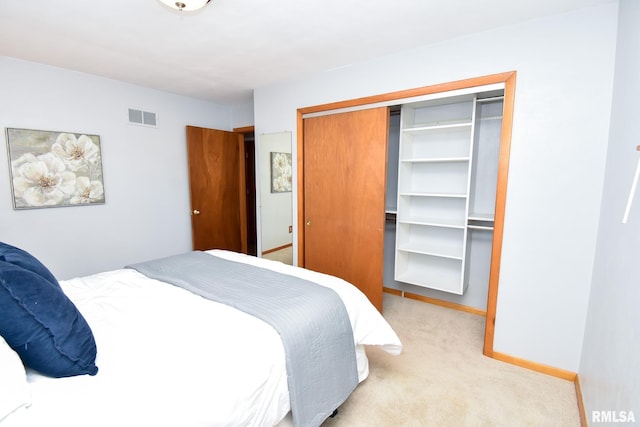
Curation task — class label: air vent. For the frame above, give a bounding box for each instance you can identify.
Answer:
[128,108,158,127]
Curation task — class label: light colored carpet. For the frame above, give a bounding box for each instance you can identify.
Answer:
[263,246,293,265]
[286,293,581,426]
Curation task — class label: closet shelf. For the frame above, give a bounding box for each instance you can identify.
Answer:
[397,218,465,229]
[468,213,494,221]
[399,192,467,199]
[467,213,494,231]
[397,246,463,260]
[400,157,470,163]
[402,121,472,134]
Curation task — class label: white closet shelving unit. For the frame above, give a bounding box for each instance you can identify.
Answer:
[395,96,476,294]
[394,93,504,295]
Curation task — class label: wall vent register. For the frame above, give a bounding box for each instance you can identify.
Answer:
[128,108,157,127]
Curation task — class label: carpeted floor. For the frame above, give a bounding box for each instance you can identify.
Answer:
[318,293,581,426]
[262,246,293,265]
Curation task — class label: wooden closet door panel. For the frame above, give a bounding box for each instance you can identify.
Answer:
[187,126,247,252]
[303,107,389,311]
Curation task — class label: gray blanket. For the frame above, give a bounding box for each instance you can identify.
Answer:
[125,251,358,427]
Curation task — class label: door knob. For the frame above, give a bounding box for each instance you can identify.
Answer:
[192,209,200,215]
[306,220,311,226]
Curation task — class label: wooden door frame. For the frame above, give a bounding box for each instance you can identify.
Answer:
[296,71,516,357]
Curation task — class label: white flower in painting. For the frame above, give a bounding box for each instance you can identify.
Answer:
[12,152,76,206]
[273,153,289,170]
[51,133,100,172]
[11,152,38,170]
[70,176,104,204]
[272,173,292,192]
[272,153,292,192]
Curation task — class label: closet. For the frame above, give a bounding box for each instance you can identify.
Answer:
[298,72,515,354]
[389,92,504,299]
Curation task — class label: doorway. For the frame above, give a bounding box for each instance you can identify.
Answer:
[236,127,257,256]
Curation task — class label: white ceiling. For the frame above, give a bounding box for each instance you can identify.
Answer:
[0,0,613,106]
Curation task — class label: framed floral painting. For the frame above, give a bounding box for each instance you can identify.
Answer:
[270,152,292,193]
[5,128,105,209]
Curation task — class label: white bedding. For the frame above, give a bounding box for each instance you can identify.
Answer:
[5,250,401,427]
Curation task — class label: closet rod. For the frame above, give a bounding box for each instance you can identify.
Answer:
[468,225,494,231]
[476,96,504,103]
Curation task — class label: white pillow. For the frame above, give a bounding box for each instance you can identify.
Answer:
[0,335,31,422]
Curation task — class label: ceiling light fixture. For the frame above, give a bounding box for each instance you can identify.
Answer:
[158,0,211,12]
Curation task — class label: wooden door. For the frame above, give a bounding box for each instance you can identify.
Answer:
[186,126,247,253]
[303,107,389,311]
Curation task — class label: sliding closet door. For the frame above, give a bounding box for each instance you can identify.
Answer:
[303,107,389,311]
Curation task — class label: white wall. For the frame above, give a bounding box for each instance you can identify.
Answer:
[231,102,255,129]
[254,3,618,371]
[0,57,233,279]
[579,0,640,419]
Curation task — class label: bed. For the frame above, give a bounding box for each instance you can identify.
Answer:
[0,242,402,427]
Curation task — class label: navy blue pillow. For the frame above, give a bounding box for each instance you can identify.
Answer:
[0,260,98,378]
[0,242,59,288]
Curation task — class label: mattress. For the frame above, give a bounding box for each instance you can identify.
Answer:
[3,250,401,427]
